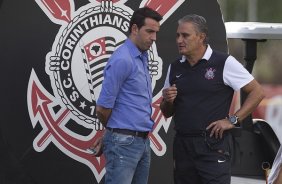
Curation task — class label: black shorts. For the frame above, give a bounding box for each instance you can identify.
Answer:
[173,132,232,184]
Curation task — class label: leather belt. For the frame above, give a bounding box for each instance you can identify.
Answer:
[106,127,149,139]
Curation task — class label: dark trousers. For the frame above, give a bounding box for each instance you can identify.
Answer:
[173,132,232,184]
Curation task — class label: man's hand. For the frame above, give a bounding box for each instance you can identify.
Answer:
[206,119,235,139]
[160,84,177,118]
[89,136,103,157]
[162,84,177,104]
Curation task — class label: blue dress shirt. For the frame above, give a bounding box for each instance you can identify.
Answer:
[97,38,153,131]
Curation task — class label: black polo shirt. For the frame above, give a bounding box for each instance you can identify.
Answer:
[167,50,234,134]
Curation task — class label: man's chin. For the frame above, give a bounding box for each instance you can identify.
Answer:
[178,50,185,55]
[144,46,151,51]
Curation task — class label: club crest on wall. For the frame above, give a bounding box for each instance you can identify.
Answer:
[27,0,184,182]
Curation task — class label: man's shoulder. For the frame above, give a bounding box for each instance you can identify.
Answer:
[168,57,184,75]
[211,49,229,58]
[113,43,129,55]
[172,56,183,64]
[110,43,131,60]
[208,49,230,65]
[170,56,184,67]
[108,43,133,69]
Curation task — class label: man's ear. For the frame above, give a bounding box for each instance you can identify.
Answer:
[131,24,139,35]
[199,32,206,43]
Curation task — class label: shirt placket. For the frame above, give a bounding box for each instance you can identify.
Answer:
[140,54,152,103]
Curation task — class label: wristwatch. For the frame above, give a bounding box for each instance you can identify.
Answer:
[228,115,239,125]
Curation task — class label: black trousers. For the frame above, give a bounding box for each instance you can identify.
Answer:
[173,132,232,184]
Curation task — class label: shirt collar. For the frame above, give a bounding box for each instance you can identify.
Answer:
[179,44,213,63]
[125,38,148,60]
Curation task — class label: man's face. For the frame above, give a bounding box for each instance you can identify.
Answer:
[176,22,204,56]
[133,18,160,51]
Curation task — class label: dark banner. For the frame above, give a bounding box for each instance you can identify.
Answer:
[0,0,226,183]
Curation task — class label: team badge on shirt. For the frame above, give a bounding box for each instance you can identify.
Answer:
[205,68,216,80]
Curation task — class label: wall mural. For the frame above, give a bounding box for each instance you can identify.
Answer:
[0,0,227,183]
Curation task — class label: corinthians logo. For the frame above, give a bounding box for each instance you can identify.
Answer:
[27,0,184,182]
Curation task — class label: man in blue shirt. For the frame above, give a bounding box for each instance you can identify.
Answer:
[94,7,162,184]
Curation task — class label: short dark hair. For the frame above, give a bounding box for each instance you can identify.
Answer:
[129,7,163,33]
[178,14,209,44]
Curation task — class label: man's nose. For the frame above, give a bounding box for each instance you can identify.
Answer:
[151,33,157,41]
[176,36,182,43]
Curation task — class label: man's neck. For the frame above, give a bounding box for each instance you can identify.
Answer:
[186,45,207,66]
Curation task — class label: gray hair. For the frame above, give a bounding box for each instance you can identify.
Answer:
[178,14,209,44]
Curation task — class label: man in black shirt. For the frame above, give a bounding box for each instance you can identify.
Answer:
[160,14,265,184]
